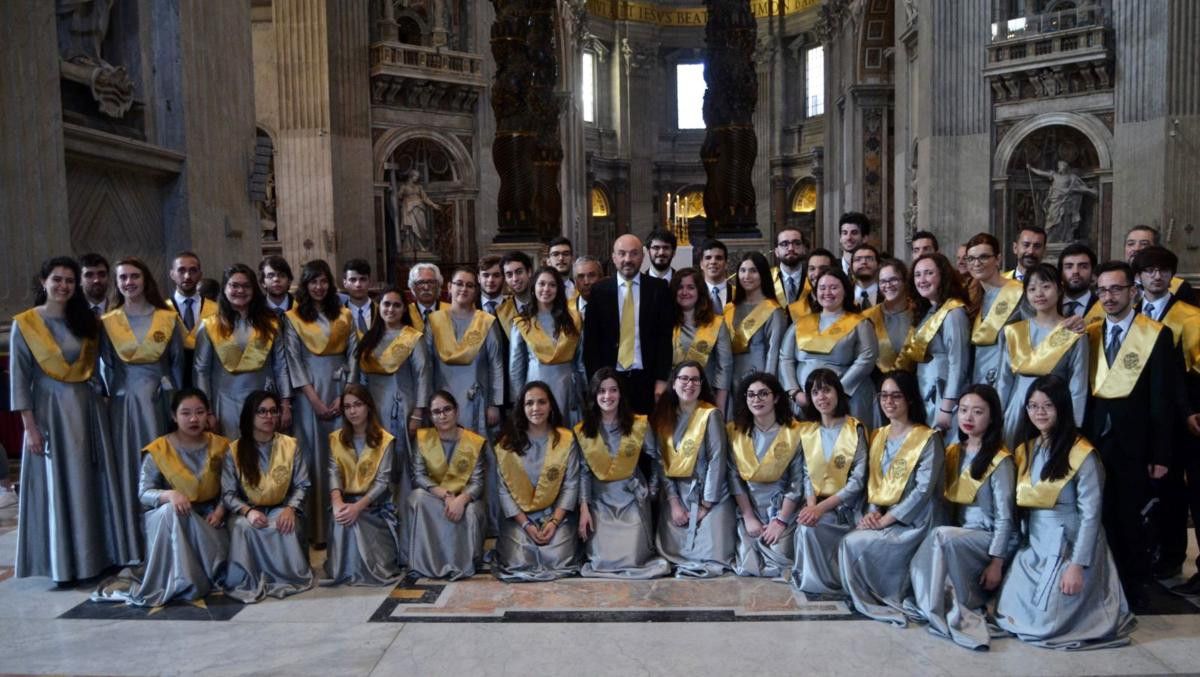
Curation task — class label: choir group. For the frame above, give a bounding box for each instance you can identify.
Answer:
[9,216,1199,651]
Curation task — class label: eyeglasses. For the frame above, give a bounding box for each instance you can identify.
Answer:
[413,279,439,287]
[449,280,477,289]
[430,406,455,417]
[851,255,877,264]
[255,407,280,417]
[746,389,774,401]
[964,254,995,265]
[776,239,805,249]
[343,401,366,411]
[1140,267,1170,277]
[879,277,903,288]
[878,392,905,402]
[227,282,255,291]
[1096,285,1132,297]
[1025,401,1056,413]
[675,375,702,385]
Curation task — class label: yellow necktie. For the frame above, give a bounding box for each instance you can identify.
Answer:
[618,279,636,369]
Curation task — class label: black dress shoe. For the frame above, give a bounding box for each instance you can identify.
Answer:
[1171,573,1200,597]
[1153,561,1183,580]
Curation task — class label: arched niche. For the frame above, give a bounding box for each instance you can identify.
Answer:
[786,177,819,249]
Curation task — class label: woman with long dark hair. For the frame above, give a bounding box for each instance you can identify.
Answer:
[652,361,735,577]
[790,369,869,594]
[996,375,1133,649]
[283,259,356,546]
[899,253,971,437]
[194,263,291,437]
[407,389,488,579]
[92,389,229,607]
[13,256,135,581]
[492,381,582,581]
[839,370,945,624]
[907,384,1015,649]
[724,252,785,417]
[727,373,804,578]
[510,266,586,426]
[670,267,733,413]
[221,391,315,602]
[576,368,670,579]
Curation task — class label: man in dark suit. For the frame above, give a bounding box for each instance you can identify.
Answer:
[1084,260,1177,609]
[1058,242,1099,322]
[583,234,673,415]
[259,255,296,315]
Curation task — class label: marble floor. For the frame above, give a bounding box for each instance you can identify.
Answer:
[1,500,1199,676]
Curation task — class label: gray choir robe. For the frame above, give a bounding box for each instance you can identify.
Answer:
[427,313,505,435]
[92,439,228,607]
[674,320,734,393]
[193,318,292,438]
[509,312,587,426]
[578,422,671,579]
[791,423,868,594]
[906,452,1016,649]
[996,450,1134,649]
[283,312,357,544]
[221,438,315,603]
[493,434,583,582]
[995,322,1089,449]
[99,309,185,548]
[657,407,736,578]
[913,306,970,438]
[728,427,805,578]
[839,431,945,624]
[780,314,879,424]
[406,435,487,580]
[872,307,912,428]
[971,285,1026,387]
[324,437,402,586]
[728,303,785,413]
[11,316,136,581]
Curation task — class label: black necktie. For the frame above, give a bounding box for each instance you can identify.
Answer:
[711,287,722,309]
[859,290,872,310]
[1105,326,1123,366]
[183,298,195,330]
[91,304,102,316]
[485,300,496,315]
[1065,300,1081,316]
[356,307,367,333]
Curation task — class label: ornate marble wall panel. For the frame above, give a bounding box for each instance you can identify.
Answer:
[65,161,166,275]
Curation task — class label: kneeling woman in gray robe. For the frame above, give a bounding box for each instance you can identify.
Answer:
[654,361,736,578]
[407,390,487,580]
[575,368,670,579]
[906,384,1015,650]
[222,391,316,603]
[324,385,402,586]
[93,389,230,607]
[727,373,804,579]
[790,369,868,594]
[840,370,945,624]
[996,375,1133,650]
[493,381,582,582]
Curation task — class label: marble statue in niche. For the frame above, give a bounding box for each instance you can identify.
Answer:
[1026,160,1097,242]
[56,0,134,118]
[390,169,442,254]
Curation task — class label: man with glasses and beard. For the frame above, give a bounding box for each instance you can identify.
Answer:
[645,229,677,283]
[772,228,808,313]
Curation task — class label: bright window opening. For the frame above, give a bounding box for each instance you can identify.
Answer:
[676,63,707,130]
[806,46,825,117]
[582,51,596,123]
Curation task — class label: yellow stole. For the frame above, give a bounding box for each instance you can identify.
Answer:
[798,418,861,497]
[13,309,97,382]
[235,434,299,506]
[862,305,912,372]
[495,297,519,336]
[773,269,812,323]
[1015,436,1095,509]
[660,403,715,478]
[1159,301,1200,372]
[792,312,866,354]
[898,298,965,364]
[495,428,575,513]
[1083,299,1105,328]
[170,297,217,350]
[728,420,803,483]
[1170,276,1187,295]
[574,415,648,481]
[203,315,276,373]
[943,443,1011,504]
[416,428,486,493]
[1003,320,1082,376]
[725,300,779,354]
[359,326,422,374]
[672,317,723,366]
[1087,314,1163,399]
[329,429,394,495]
[867,425,935,507]
[407,302,443,333]
[515,314,580,364]
[101,308,176,364]
[428,309,494,365]
[285,307,352,356]
[971,280,1024,345]
[1001,269,1017,280]
[143,433,229,503]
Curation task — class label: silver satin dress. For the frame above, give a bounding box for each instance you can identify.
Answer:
[674,321,734,394]
[971,285,1025,387]
[728,304,785,414]
[11,316,136,581]
[509,312,587,426]
[839,432,945,624]
[995,449,1134,649]
[913,306,970,437]
[406,436,487,580]
[283,313,356,543]
[324,438,402,586]
[791,423,869,594]
[656,407,736,578]
[906,452,1016,649]
[780,315,879,424]
[221,439,316,602]
[493,434,583,582]
[427,314,504,436]
[728,427,805,578]
[193,318,292,437]
[995,324,1089,449]
[870,307,913,429]
[578,422,671,579]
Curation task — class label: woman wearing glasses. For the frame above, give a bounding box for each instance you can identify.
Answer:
[727,374,804,578]
[653,362,735,577]
[222,391,315,602]
[963,234,1026,388]
[509,267,586,426]
[407,390,487,580]
[996,375,1133,649]
[725,253,785,417]
[862,259,914,426]
[670,268,733,413]
[427,268,504,436]
[840,371,945,624]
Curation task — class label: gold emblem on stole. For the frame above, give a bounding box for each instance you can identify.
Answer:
[152,331,167,343]
[744,318,757,330]
[271,465,290,484]
[890,458,908,481]
[455,458,470,473]
[833,455,848,470]
[1123,352,1140,370]
[544,466,561,482]
[693,340,709,353]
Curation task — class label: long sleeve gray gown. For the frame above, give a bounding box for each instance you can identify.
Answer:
[324,436,402,586]
[193,316,291,438]
[727,303,785,415]
[727,425,805,578]
[970,283,1025,387]
[509,312,587,426]
[780,314,879,424]
[995,321,1089,449]
[673,320,733,394]
[406,432,487,580]
[913,305,971,438]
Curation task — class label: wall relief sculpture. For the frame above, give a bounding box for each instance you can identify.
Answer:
[56,0,134,118]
